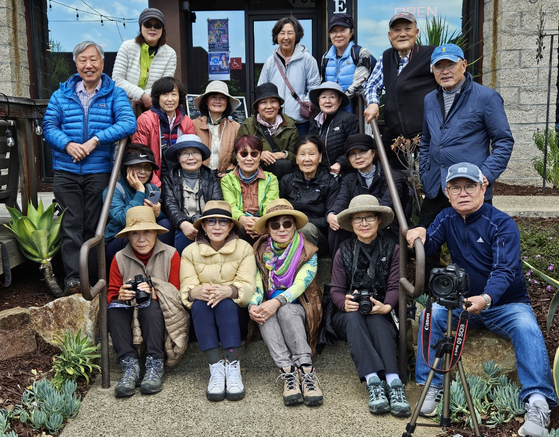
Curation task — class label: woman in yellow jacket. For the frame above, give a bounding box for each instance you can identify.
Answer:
[180,200,256,402]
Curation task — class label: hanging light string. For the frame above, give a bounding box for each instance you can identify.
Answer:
[47,0,135,26]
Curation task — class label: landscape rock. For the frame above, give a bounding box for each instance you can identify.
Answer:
[0,326,36,360]
[0,307,31,330]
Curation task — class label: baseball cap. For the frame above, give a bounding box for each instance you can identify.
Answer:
[328,13,354,32]
[123,151,159,170]
[446,162,483,184]
[389,12,417,27]
[345,133,376,156]
[431,44,465,66]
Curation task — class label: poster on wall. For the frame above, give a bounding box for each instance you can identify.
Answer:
[208,19,230,80]
[208,52,230,80]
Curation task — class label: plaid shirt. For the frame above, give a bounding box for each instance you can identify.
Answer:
[363,52,410,105]
[75,79,102,117]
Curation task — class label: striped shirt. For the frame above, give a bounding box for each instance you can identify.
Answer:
[363,53,410,106]
[75,79,102,117]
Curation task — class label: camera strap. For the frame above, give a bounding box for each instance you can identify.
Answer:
[421,298,470,374]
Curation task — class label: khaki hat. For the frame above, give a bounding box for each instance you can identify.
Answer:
[337,195,394,232]
[193,200,241,230]
[116,206,168,238]
[254,199,308,234]
[194,81,241,112]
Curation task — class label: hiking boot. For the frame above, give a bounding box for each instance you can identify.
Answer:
[225,360,245,401]
[518,400,550,437]
[64,279,80,296]
[387,379,411,417]
[419,386,443,417]
[115,356,140,398]
[367,375,389,414]
[298,365,323,407]
[207,360,226,401]
[277,365,303,406]
[140,355,164,394]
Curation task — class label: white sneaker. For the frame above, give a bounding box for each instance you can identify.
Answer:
[225,360,245,401]
[518,400,550,437]
[206,360,226,401]
[419,386,443,417]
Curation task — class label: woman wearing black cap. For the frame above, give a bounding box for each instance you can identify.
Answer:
[237,82,299,181]
[103,144,173,264]
[321,13,374,113]
[112,7,176,109]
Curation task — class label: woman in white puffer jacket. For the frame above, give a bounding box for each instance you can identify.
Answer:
[112,8,176,110]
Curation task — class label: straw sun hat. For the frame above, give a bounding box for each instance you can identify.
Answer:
[253,199,308,234]
[194,81,241,112]
[116,206,168,238]
[337,195,394,232]
[193,200,241,230]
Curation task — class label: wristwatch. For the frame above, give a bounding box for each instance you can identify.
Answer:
[92,135,100,145]
[481,293,492,311]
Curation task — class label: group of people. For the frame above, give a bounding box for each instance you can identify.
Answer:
[41,6,555,435]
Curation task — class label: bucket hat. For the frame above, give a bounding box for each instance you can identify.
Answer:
[116,206,168,238]
[193,200,241,230]
[194,81,241,113]
[165,134,210,163]
[252,82,285,113]
[309,82,350,110]
[337,195,394,232]
[345,133,376,156]
[253,199,308,234]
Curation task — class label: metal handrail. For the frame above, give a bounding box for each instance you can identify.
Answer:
[79,137,128,389]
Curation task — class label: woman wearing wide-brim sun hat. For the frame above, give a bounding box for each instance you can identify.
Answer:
[247,199,324,407]
[237,82,299,181]
[160,134,223,255]
[327,194,411,417]
[193,81,242,177]
[308,81,359,176]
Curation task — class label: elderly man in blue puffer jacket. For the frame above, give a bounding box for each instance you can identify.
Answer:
[43,40,136,296]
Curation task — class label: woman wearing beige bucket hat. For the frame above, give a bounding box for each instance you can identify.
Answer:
[193,81,242,177]
[327,195,410,417]
[247,199,323,407]
[180,200,256,402]
[107,206,188,399]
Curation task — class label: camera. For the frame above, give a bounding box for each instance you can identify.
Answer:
[352,288,378,315]
[126,274,153,305]
[428,264,469,305]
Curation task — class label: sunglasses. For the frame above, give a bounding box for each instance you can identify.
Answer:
[269,220,293,231]
[205,218,230,227]
[239,151,260,158]
[143,21,163,30]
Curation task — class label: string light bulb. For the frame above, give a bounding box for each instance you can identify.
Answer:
[5,126,15,148]
[34,119,43,136]
[49,1,52,9]
[100,16,104,26]
[123,18,126,28]
[76,9,79,20]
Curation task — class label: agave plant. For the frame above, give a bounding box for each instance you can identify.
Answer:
[4,200,65,297]
[417,16,467,48]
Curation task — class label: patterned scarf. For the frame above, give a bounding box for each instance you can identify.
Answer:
[263,231,304,299]
[257,114,283,137]
[359,164,376,189]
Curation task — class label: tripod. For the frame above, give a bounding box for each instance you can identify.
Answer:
[403,301,483,437]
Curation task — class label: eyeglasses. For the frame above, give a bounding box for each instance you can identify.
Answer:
[432,62,460,73]
[446,183,480,196]
[143,21,163,30]
[239,150,260,158]
[269,220,293,231]
[352,215,377,224]
[205,218,230,227]
[130,164,152,173]
[179,150,201,157]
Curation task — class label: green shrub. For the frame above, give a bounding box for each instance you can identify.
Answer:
[532,129,559,188]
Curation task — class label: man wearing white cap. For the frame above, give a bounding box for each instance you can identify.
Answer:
[407,163,556,437]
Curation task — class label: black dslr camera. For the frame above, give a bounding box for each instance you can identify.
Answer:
[126,274,153,305]
[351,281,379,315]
[428,263,469,306]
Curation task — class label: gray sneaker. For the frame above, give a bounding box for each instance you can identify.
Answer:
[419,386,443,417]
[518,400,550,437]
[225,360,245,401]
[115,356,140,398]
[387,379,411,417]
[140,356,164,394]
[367,376,389,414]
[207,360,226,401]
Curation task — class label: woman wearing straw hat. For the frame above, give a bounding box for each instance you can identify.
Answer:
[161,134,222,255]
[107,206,188,398]
[329,195,410,417]
[180,201,256,402]
[193,81,241,178]
[237,82,299,181]
[308,82,358,176]
[248,199,323,407]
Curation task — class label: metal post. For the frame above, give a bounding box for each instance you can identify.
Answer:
[543,33,554,191]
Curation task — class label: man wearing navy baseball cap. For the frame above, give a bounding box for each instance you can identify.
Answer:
[407,162,556,436]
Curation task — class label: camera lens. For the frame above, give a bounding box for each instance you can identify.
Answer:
[359,299,372,315]
[432,274,455,297]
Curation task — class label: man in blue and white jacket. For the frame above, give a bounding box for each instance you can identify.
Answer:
[43,41,136,296]
[407,163,556,437]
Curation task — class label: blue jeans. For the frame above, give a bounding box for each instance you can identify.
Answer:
[174,230,194,256]
[191,298,241,352]
[415,302,557,406]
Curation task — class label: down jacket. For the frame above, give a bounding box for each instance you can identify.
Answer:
[420,72,514,200]
[161,165,222,229]
[112,39,177,100]
[258,44,321,124]
[309,109,359,168]
[179,233,257,309]
[43,73,136,175]
[193,116,240,173]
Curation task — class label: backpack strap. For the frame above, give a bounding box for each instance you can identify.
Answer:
[350,45,361,66]
[320,52,328,81]
[115,181,126,198]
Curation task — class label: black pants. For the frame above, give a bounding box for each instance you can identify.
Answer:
[108,300,165,361]
[333,310,398,381]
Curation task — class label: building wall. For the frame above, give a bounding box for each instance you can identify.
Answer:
[0,0,30,97]
[483,0,559,185]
